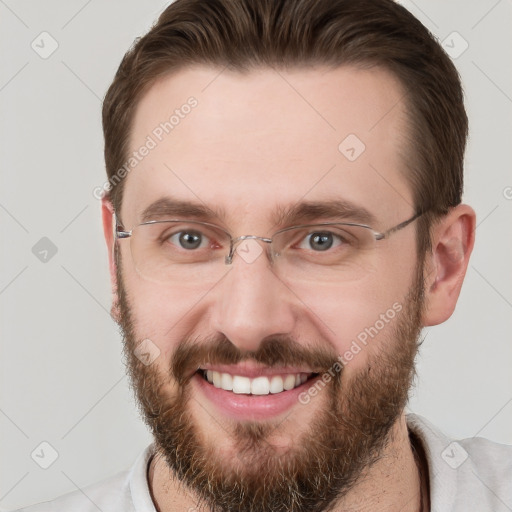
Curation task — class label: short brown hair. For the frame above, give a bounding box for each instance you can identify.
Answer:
[102,0,467,253]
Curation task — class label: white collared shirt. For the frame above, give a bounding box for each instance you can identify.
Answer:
[13,414,512,512]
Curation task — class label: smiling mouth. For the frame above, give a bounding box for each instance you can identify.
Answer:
[196,369,319,395]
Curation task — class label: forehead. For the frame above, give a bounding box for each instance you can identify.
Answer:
[122,64,412,227]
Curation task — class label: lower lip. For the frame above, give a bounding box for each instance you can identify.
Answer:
[192,372,320,421]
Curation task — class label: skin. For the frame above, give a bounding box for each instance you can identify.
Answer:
[102,65,475,511]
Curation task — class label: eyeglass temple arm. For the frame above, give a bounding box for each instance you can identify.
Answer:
[113,214,132,239]
[376,211,425,240]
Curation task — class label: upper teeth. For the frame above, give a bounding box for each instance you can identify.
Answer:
[204,370,310,395]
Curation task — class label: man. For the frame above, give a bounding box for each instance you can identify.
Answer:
[15,0,511,511]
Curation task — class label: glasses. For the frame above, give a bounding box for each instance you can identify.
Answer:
[115,212,424,285]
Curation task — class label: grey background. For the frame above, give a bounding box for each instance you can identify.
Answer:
[1,0,511,509]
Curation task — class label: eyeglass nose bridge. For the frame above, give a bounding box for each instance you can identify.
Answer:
[225,235,273,264]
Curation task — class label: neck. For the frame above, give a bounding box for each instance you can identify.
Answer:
[326,415,428,512]
[148,414,428,512]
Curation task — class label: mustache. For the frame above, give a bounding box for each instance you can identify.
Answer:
[171,333,343,386]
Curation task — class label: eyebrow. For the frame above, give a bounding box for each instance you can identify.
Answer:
[273,199,376,228]
[139,196,376,229]
[140,197,226,224]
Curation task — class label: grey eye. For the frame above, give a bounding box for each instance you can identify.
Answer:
[308,232,334,251]
[169,230,207,250]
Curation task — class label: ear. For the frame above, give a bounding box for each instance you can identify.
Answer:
[101,196,121,322]
[421,204,476,326]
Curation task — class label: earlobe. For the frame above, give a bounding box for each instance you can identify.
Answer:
[101,197,121,322]
[421,204,476,326]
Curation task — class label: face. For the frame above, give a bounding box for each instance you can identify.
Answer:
[113,65,426,511]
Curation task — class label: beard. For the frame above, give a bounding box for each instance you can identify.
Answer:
[116,261,425,512]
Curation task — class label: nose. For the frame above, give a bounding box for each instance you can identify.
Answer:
[209,242,297,353]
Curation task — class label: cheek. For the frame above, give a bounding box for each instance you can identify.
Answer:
[120,264,210,360]
[309,255,417,373]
